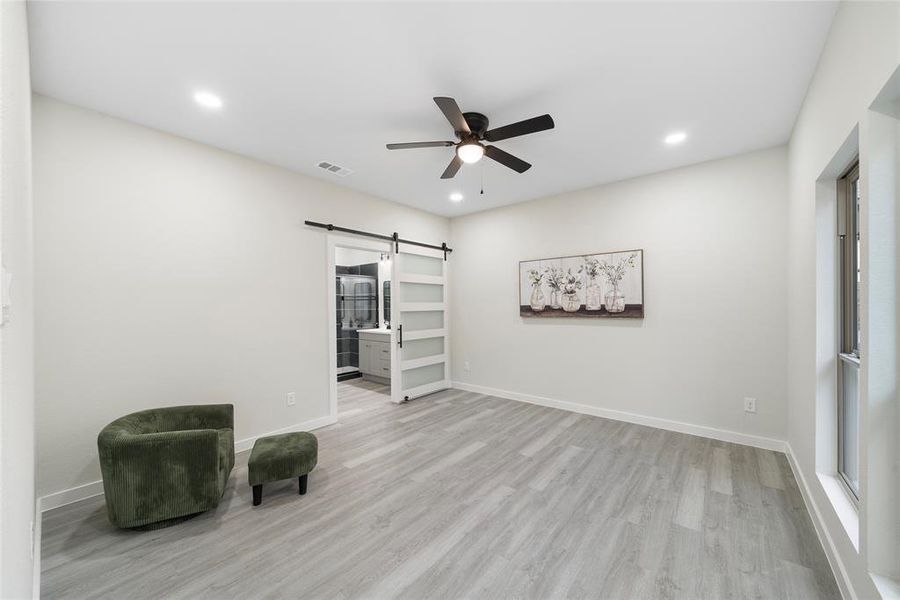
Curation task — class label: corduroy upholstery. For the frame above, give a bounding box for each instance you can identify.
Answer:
[98,404,235,529]
[248,432,318,486]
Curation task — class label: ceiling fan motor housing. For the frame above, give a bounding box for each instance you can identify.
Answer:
[461,112,490,138]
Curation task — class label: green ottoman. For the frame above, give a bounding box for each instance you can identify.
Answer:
[248,431,318,506]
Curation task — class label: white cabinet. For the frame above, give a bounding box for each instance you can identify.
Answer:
[358,330,391,381]
[359,340,371,374]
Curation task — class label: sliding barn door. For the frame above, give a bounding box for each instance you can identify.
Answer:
[391,244,450,403]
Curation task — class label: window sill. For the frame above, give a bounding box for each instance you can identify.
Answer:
[817,472,859,551]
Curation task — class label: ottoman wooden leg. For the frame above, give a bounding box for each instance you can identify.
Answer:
[252,484,262,506]
[298,474,308,495]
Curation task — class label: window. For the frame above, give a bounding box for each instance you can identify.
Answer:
[837,161,860,501]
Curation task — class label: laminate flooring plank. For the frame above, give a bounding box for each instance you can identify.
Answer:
[409,440,486,482]
[674,465,707,531]
[757,447,786,490]
[341,431,425,468]
[395,401,452,424]
[526,444,583,491]
[518,412,581,457]
[653,523,704,600]
[711,445,735,495]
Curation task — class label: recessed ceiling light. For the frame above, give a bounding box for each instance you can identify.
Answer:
[664,131,687,145]
[193,91,223,110]
[449,192,464,202]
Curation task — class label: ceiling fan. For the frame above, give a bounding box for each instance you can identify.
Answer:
[386,96,555,179]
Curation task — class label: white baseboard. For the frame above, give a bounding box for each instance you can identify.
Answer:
[784,443,854,600]
[233,414,337,454]
[39,479,105,513]
[38,414,338,513]
[451,381,787,452]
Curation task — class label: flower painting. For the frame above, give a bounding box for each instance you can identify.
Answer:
[518,249,644,318]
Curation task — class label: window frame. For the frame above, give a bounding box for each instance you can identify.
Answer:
[838,161,860,357]
[836,160,860,504]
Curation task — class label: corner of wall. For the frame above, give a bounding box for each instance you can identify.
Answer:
[0,1,37,597]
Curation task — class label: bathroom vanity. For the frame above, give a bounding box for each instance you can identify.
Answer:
[357,328,391,382]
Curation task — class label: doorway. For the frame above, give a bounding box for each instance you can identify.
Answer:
[327,235,393,421]
[335,246,383,382]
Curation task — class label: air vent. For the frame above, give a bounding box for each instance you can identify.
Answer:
[317,161,353,178]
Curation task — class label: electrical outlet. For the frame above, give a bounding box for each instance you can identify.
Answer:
[464,361,471,372]
[286,392,296,407]
[744,397,757,414]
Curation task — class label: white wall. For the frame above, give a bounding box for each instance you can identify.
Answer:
[0,1,36,597]
[786,2,900,598]
[32,96,448,500]
[450,146,789,445]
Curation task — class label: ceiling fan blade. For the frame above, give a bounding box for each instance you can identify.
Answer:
[483,114,555,142]
[440,155,463,179]
[434,97,471,135]
[485,145,531,173]
[386,141,455,150]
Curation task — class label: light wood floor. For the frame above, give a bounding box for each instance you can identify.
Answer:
[41,380,839,599]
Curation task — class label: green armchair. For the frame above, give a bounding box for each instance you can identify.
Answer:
[97,404,235,529]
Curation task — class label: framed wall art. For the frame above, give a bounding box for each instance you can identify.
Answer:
[519,249,644,318]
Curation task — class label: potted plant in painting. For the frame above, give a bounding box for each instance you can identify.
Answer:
[560,268,583,312]
[598,252,637,313]
[544,266,565,309]
[527,269,546,312]
[581,256,602,310]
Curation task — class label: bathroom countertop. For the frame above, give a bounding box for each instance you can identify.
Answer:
[357,328,391,335]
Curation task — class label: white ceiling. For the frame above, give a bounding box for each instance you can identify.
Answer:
[28,1,836,217]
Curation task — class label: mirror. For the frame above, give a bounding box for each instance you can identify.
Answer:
[383,280,391,328]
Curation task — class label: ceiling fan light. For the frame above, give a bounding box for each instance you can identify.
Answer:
[457,143,484,164]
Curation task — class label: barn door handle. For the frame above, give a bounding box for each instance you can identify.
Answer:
[398,324,403,348]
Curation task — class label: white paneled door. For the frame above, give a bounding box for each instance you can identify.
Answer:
[390,244,450,403]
